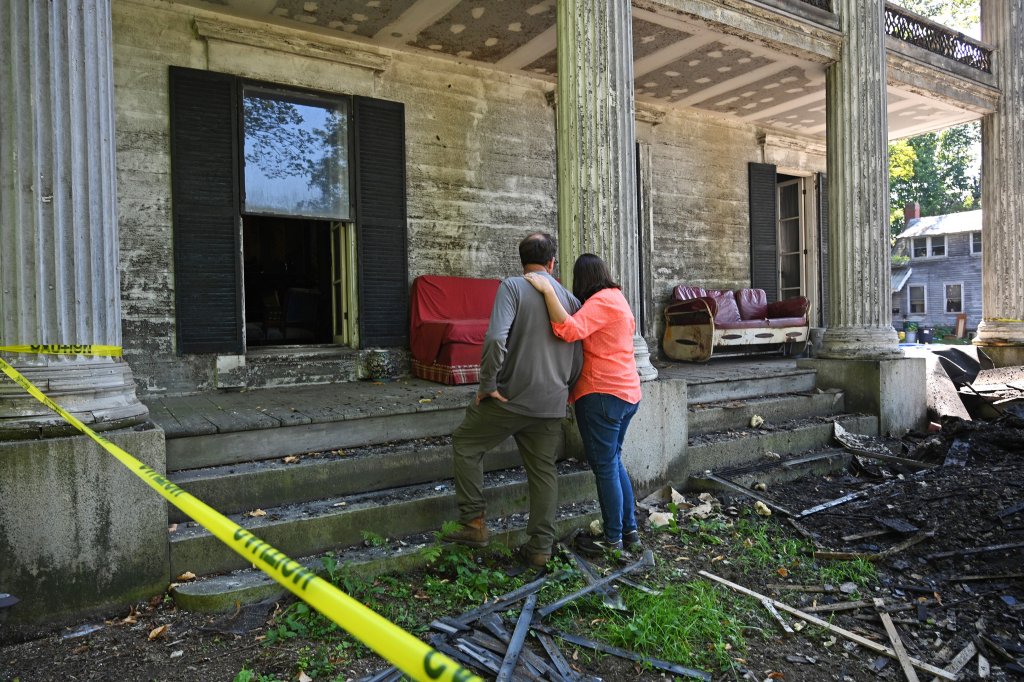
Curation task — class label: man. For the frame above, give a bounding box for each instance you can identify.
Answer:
[444,232,583,568]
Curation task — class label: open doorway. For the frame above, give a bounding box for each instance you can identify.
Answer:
[243,215,335,346]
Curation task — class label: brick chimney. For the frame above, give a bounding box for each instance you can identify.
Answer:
[904,201,921,225]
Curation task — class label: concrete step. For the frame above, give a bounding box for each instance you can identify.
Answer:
[214,346,362,390]
[685,367,818,403]
[149,382,476,472]
[688,389,845,436]
[171,501,601,613]
[671,414,878,484]
[167,435,547,523]
[169,460,598,578]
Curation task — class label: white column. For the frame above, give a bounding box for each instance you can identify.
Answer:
[556,0,657,381]
[975,0,1024,352]
[0,1,147,434]
[819,0,901,359]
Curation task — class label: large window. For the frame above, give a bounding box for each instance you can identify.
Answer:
[242,87,351,220]
[945,283,963,313]
[909,285,926,313]
[911,236,946,258]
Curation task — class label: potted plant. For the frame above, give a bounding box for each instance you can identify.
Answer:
[904,321,919,344]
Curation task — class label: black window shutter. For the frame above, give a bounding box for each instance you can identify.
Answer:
[816,172,830,327]
[169,66,243,355]
[354,96,408,348]
[748,162,778,301]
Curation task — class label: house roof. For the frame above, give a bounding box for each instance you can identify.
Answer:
[895,209,982,239]
[891,266,914,293]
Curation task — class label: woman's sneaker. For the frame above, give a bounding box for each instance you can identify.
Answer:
[623,529,643,553]
[574,533,623,559]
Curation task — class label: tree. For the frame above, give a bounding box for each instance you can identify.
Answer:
[889,124,980,234]
[887,0,981,235]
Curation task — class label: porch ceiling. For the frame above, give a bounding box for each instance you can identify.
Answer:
[207,0,982,140]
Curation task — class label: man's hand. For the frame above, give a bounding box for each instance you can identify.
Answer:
[475,389,509,405]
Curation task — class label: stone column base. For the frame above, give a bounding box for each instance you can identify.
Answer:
[973,344,1024,368]
[0,357,148,438]
[634,334,659,382]
[798,357,926,436]
[0,425,168,628]
[818,326,902,360]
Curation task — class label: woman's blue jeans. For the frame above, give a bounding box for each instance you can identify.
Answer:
[574,393,640,543]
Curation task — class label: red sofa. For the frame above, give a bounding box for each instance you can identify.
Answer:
[410,275,501,384]
[662,286,809,362]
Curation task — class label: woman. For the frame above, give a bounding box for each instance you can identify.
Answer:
[524,254,642,557]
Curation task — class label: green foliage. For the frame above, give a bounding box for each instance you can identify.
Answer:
[583,581,754,671]
[887,3,981,235]
[232,668,284,682]
[818,558,878,588]
[360,530,387,548]
[889,123,980,236]
[889,0,979,31]
[423,543,518,607]
[731,517,814,576]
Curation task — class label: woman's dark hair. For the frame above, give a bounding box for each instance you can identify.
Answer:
[572,253,619,302]
[519,232,557,266]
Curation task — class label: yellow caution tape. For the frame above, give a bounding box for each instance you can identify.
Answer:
[0,355,481,682]
[0,344,123,357]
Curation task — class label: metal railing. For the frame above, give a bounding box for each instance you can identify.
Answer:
[885,3,992,72]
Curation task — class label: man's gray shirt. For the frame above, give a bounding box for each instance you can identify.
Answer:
[478,273,583,419]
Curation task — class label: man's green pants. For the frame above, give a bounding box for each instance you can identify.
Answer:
[452,398,562,555]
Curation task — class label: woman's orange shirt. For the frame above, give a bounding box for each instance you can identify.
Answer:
[550,287,641,405]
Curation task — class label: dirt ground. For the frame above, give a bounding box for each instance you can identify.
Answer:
[2,414,1022,682]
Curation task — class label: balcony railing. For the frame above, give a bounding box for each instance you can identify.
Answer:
[885,3,992,73]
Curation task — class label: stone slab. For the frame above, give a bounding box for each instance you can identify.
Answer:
[799,357,927,435]
[0,426,169,625]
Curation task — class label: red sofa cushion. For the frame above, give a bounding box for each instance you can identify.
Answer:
[410,275,500,364]
[735,289,768,320]
[705,289,742,325]
[767,297,809,319]
[673,285,707,301]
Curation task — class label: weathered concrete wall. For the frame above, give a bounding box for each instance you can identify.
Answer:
[0,426,168,626]
[112,1,824,396]
[113,1,559,396]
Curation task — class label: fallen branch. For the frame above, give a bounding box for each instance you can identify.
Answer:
[698,570,956,680]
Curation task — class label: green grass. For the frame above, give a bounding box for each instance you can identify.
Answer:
[554,580,757,672]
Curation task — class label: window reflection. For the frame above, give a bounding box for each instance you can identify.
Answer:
[242,88,350,220]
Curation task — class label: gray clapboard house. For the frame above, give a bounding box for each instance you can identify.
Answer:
[891,205,982,335]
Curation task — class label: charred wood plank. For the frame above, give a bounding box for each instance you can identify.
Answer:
[873,598,920,682]
[496,593,538,682]
[536,550,654,619]
[926,540,1024,562]
[699,570,956,680]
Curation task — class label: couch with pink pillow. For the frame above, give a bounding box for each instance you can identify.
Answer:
[409,275,501,384]
[662,286,809,362]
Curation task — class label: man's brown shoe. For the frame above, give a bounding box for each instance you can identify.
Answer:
[519,545,552,569]
[441,518,489,548]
